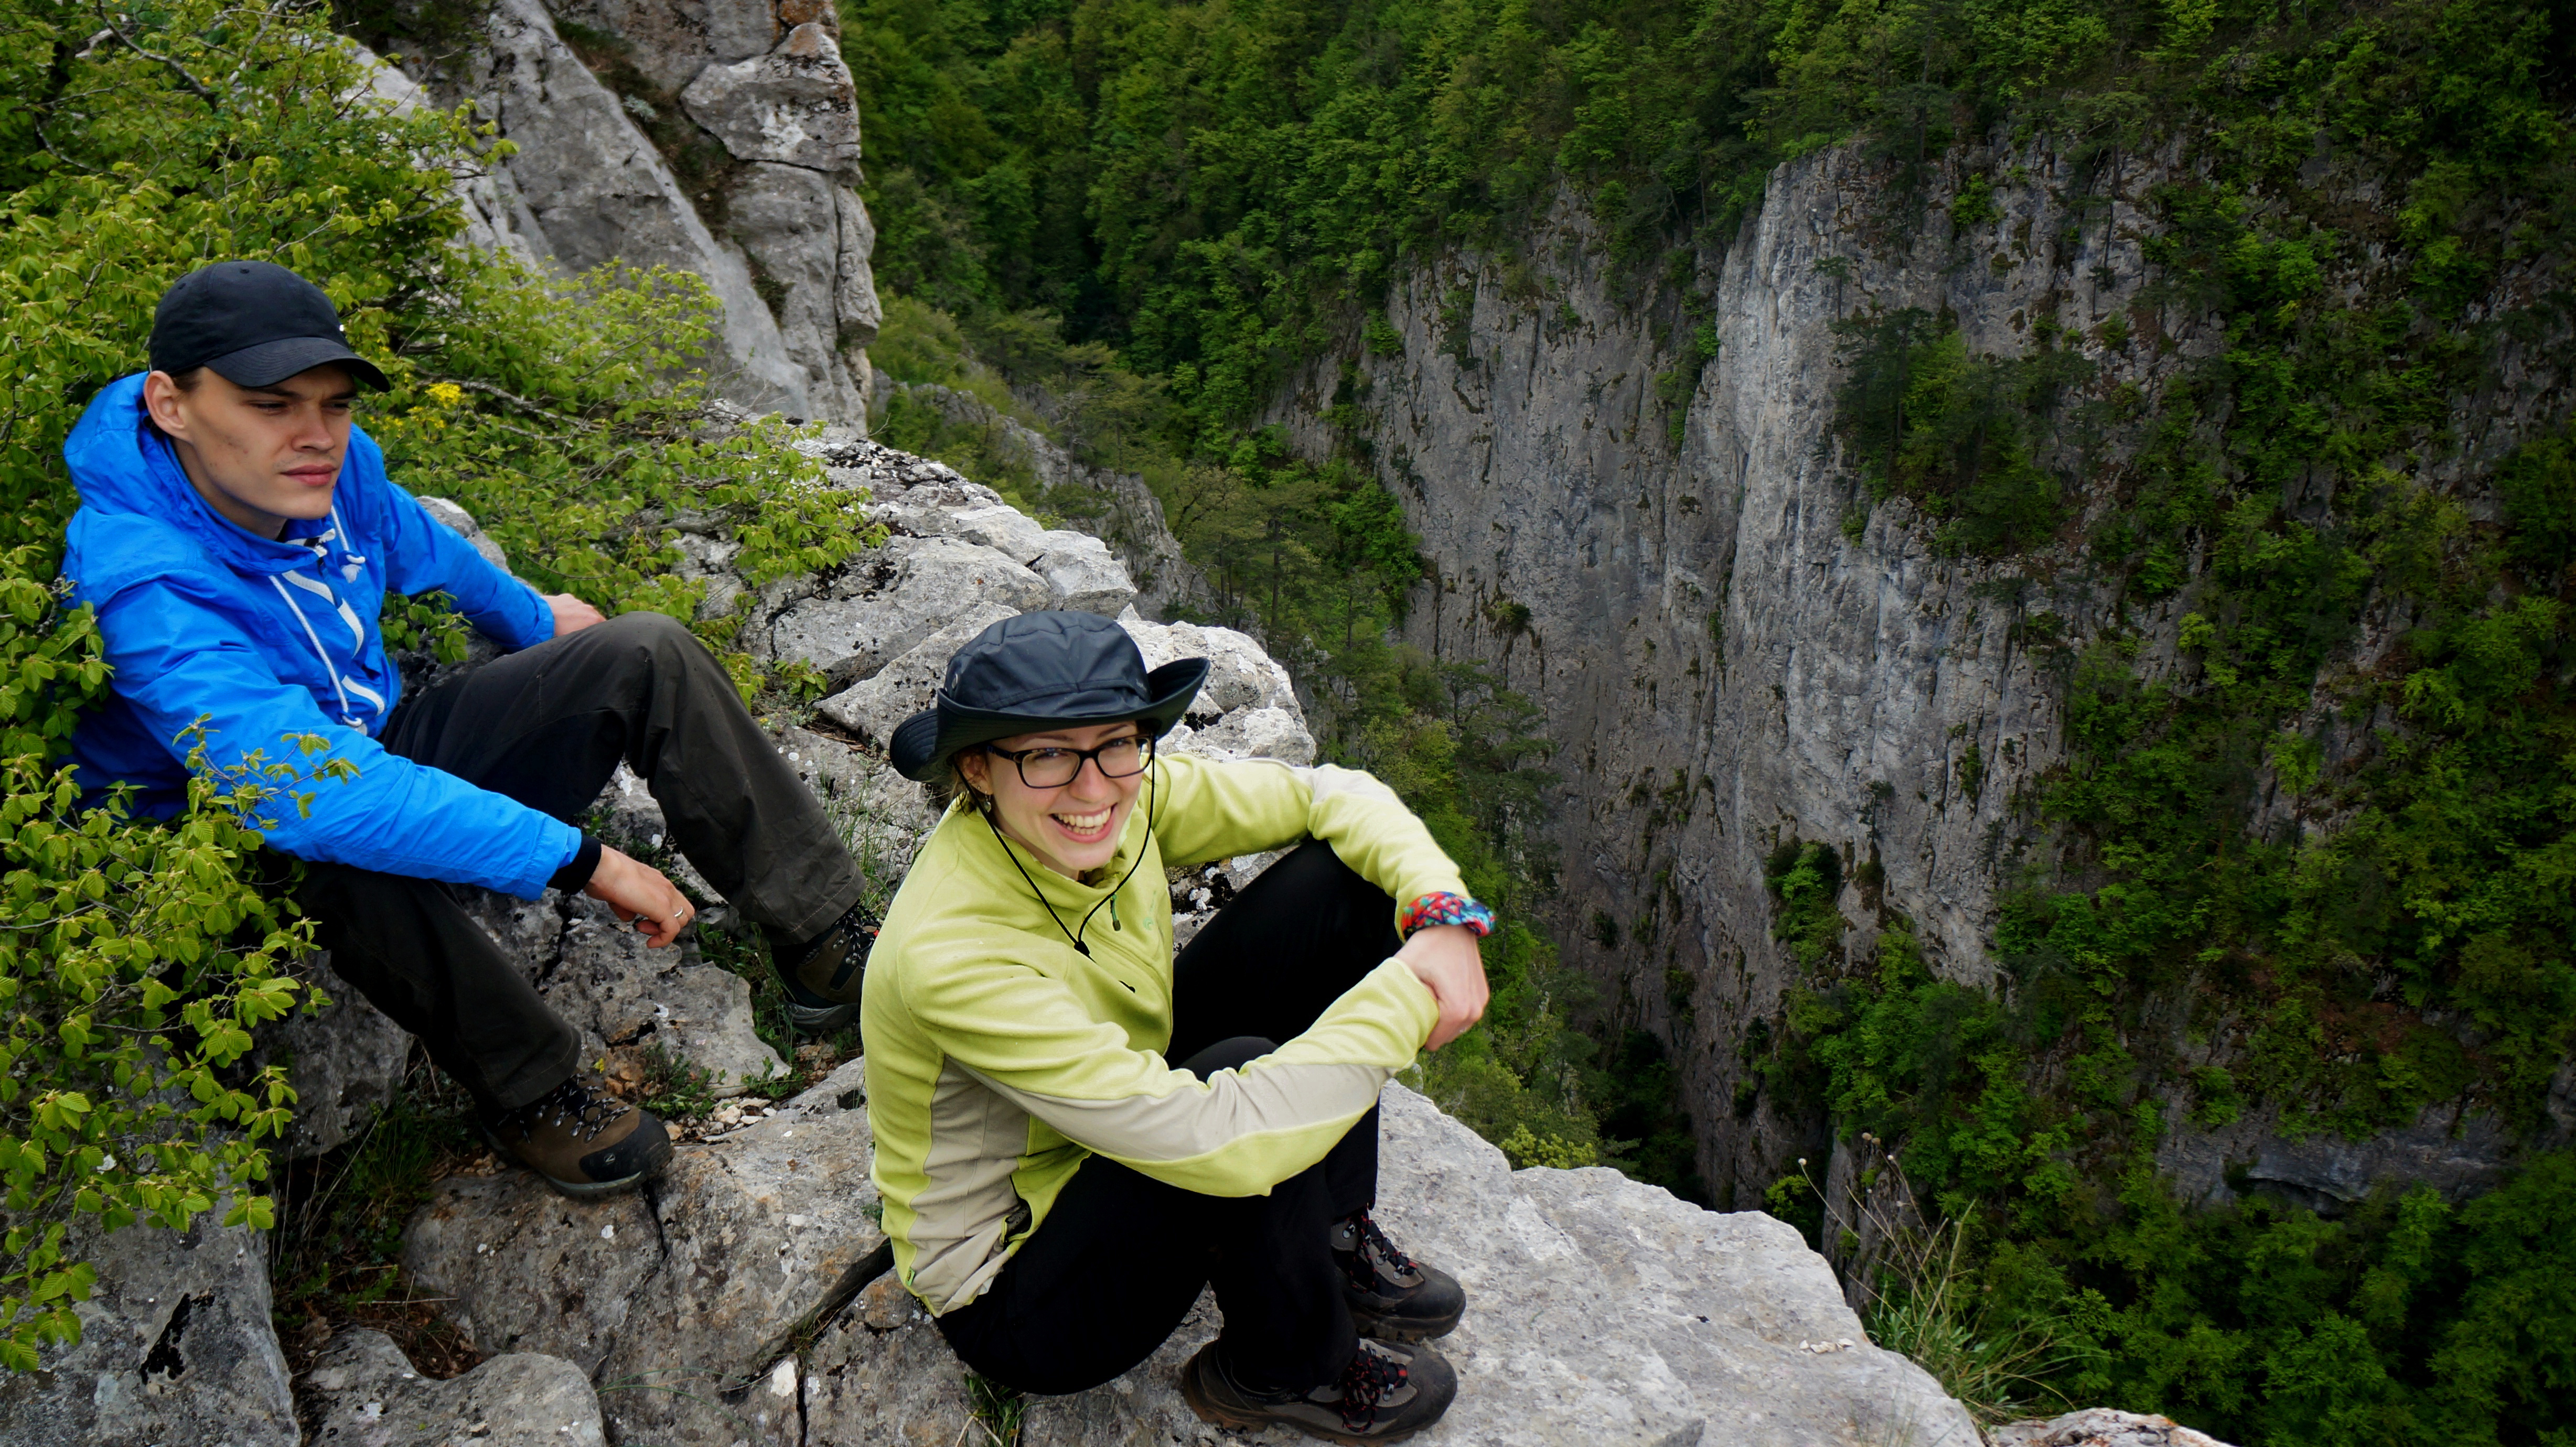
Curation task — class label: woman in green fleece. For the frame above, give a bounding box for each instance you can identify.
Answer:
[865,610,1493,1444]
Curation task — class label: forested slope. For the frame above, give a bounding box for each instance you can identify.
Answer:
[834,2,2576,1442]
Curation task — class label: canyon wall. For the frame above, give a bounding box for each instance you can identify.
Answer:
[1273,142,2572,1210]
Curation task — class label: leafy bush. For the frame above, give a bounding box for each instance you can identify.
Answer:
[0,0,875,1369]
[1829,308,2084,557]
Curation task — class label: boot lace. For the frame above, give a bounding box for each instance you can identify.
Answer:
[1330,1342,1410,1433]
[509,1078,626,1142]
[1338,1208,1421,1292]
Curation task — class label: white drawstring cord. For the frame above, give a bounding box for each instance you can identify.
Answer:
[271,575,357,727]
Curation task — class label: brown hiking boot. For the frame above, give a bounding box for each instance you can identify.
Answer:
[1334,1209,1465,1342]
[767,902,876,1031]
[483,1077,672,1198]
[1181,1337,1457,1444]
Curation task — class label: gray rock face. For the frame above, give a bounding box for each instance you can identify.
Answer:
[768,535,1050,685]
[305,1328,606,1447]
[404,1060,886,1445]
[251,954,411,1160]
[679,22,860,170]
[454,878,781,1099]
[1031,528,1135,614]
[813,599,1022,747]
[415,495,513,573]
[1166,706,1318,765]
[549,0,780,94]
[0,1209,297,1447]
[795,1277,974,1443]
[769,722,943,892]
[794,1084,1975,1446]
[727,160,871,421]
[452,0,817,416]
[1990,1409,2236,1447]
[388,0,881,423]
[2155,1098,2519,1213]
[876,380,1212,618]
[545,896,786,1094]
[1272,161,2094,1202]
[1118,614,1307,722]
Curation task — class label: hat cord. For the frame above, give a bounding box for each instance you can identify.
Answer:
[985,766,1158,960]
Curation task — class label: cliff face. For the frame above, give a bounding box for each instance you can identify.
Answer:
[367,0,883,424]
[1271,141,2568,1211]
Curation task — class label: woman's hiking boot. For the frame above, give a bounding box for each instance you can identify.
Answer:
[767,901,877,1031]
[482,1077,672,1198]
[1333,1208,1465,1342]
[1180,1337,1457,1444]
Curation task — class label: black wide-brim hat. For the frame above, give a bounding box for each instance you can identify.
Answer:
[890,611,1209,782]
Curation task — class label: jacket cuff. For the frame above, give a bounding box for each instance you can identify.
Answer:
[548,834,603,892]
[525,581,557,643]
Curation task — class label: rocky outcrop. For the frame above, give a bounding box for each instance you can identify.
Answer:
[304,1329,606,1447]
[403,1060,883,1445]
[369,0,881,423]
[794,1084,1974,1446]
[875,379,1215,618]
[249,956,411,1161]
[1991,1409,2238,1447]
[0,1207,298,1446]
[1270,143,2569,1216]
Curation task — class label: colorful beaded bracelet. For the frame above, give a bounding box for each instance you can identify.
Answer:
[1399,891,1495,939]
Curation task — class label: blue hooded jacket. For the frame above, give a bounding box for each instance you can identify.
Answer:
[60,372,584,899]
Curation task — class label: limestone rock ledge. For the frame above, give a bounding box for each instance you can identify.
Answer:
[304,1329,606,1446]
[1991,1409,2238,1447]
[0,1207,297,1447]
[794,1084,1975,1447]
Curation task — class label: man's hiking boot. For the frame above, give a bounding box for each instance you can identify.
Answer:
[767,902,877,1031]
[482,1077,672,1198]
[1181,1337,1456,1444]
[1334,1208,1465,1342]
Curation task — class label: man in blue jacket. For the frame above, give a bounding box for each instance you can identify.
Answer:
[62,261,876,1196]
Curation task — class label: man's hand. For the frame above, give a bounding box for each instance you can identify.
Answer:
[583,844,694,948]
[546,593,606,636]
[1397,923,1489,1050]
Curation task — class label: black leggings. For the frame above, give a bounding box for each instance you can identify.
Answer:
[933,839,1403,1396]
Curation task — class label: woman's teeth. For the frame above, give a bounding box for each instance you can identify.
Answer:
[1053,808,1112,836]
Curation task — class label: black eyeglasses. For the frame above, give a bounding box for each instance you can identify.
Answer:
[983,734,1154,789]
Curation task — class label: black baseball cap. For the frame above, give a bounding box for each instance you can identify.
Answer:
[148,261,390,392]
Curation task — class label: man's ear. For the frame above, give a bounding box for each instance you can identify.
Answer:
[142,371,191,441]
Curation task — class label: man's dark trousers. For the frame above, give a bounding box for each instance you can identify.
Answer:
[294,611,865,1115]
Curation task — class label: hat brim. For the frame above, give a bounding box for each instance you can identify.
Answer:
[890,656,1210,782]
[203,335,392,392]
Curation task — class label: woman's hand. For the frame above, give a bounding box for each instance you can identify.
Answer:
[1397,923,1490,1050]
[583,844,694,948]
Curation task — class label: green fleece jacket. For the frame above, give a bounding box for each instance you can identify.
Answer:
[862,752,1462,1315]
